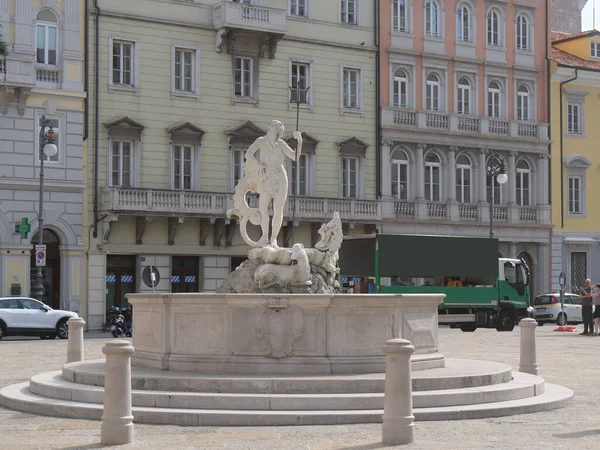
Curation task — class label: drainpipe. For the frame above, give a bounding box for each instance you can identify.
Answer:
[545,0,550,205]
[84,0,89,140]
[559,68,578,229]
[93,0,101,239]
[374,0,381,199]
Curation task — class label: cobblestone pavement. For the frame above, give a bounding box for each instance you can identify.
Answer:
[0,325,598,450]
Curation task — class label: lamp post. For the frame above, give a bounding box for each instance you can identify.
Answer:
[486,150,508,240]
[32,115,58,302]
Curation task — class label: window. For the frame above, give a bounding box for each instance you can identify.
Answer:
[516,13,530,51]
[342,67,361,109]
[487,8,500,47]
[424,152,441,201]
[456,3,472,42]
[570,252,587,292]
[291,153,308,196]
[457,77,471,115]
[342,156,358,198]
[517,85,530,121]
[290,62,310,104]
[568,175,582,214]
[391,149,409,199]
[37,116,60,163]
[425,0,440,37]
[341,0,357,24]
[112,40,134,86]
[567,101,583,135]
[455,154,472,203]
[36,10,58,65]
[393,68,408,108]
[592,42,600,58]
[290,0,307,16]
[233,149,245,188]
[21,299,46,310]
[393,0,408,32]
[111,141,133,187]
[174,48,195,93]
[516,160,530,206]
[234,56,253,98]
[426,73,440,111]
[487,81,501,118]
[173,145,193,190]
[171,257,200,293]
[486,166,503,204]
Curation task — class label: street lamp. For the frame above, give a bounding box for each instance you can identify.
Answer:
[32,115,58,303]
[487,150,508,240]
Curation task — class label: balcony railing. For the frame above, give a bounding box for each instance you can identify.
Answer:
[36,66,60,87]
[427,202,447,218]
[382,107,549,141]
[518,206,537,222]
[394,201,415,217]
[213,1,286,34]
[459,203,478,220]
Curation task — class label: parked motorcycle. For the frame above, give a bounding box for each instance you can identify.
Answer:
[109,306,131,338]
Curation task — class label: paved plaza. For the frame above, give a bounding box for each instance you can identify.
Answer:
[0,325,598,450]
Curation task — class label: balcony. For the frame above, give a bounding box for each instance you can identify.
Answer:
[382,107,549,142]
[213,1,286,58]
[36,65,61,88]
[0,57,35,116]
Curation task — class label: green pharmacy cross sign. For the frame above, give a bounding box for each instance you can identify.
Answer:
[15,218,31,239]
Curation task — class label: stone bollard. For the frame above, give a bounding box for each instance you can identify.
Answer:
[101,340,135,445]
[381,338,415,446]
[519,318,538,375]
[66,317,86,363]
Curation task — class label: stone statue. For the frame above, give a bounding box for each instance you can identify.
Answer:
[254,243,312,290]
[226,120,303,248]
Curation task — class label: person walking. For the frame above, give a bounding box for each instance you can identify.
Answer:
[579,279,594,336]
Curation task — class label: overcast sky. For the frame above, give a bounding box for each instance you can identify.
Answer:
[582,1,598,31]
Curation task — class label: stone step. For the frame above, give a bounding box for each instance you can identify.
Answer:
[63,358,513,393]
[0,381,574,425]
[30,371,545,410]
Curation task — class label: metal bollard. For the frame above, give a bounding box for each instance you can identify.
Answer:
[519,318,538,375]
[101,340,135,445]
[381,338,415,446]
[66,317,86,363]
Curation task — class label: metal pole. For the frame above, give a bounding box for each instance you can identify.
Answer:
[33,116,48,302]
[489,170,494,240]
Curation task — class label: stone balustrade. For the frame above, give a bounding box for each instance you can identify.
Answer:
[213,1,286,33]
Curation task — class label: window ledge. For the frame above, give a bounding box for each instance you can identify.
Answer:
[567,213,587,218]
[391,31,413,37]
[288,103,314,112]
[456,40,476,47]
[171,90,200,100]
[339,108,364,116]
[486,45,505,50]
[233,97,259,106]
[108,84,140,96]
[566,133,586,139]
[515,49,535,56]
[424,35,445,42]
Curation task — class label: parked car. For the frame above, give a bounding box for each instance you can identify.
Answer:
[0,297,78,340]
[533,292,588,325]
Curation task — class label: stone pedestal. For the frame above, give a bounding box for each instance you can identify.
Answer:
[101,341,135,445]
[66,317,86,363]
[381,338,415,446]
[519,318,538,375]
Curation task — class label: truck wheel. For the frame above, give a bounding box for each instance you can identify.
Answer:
[460,324,477,332]
[557,313,567,326]
[496,311,515,332]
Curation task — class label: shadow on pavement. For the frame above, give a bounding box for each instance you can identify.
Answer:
[554,429,600,438]
[335,443,387,450]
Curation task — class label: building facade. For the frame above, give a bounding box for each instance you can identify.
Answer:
[86,0,378,329]
[550,30,600,293]
[378,0,551,297]
[551,0,588,33]
[0,0,86,312]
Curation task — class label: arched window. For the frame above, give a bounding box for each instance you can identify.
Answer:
[517,85,530,121]
[486,158,504,205]
[393,0,408,32]
[516,159,531,206]
[426,73,441,111]
[457,76,471,115]
[393,68,408,108]
[516,13,530,51]
[457,3,472,42]
[487,81,501,118]
[487,8,500,46]
[425,0,439,37]
[391,149,409,199]
[36,9,58,65]
[424,152,441,201]
[455,154,472,203]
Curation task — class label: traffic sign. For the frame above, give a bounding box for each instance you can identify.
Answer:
[142,265,160,289]
[35,244,46,267]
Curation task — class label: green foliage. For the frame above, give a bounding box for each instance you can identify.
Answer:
[0,24,8,56]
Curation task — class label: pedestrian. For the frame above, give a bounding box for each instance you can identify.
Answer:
[579,279,594,336]
[593,283,600,335]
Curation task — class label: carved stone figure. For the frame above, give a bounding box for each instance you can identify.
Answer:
[254,303,304,359]
[254,243,312,290]
[226,120,303,248]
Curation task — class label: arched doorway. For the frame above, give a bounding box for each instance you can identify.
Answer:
[30,229,61,309]
[517,251,535,304]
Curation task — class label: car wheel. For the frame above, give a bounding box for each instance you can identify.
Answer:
[0,323,5,341]
[496,310,516,332]
[56,319,69,339]
[460,324,477,332]
[557,313,567,326]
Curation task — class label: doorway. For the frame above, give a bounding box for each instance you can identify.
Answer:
[106,255,137,320]
[30,229,61,309]
[171,256,200,293]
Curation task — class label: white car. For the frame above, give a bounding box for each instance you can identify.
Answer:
[533,292,589,326]
[0,297,78,340]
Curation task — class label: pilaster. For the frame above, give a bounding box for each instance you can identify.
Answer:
[448,146,457,202]
[415,143,425,199]
[13,0,34,57]
[478,149,487,203]
[381,141,393,198]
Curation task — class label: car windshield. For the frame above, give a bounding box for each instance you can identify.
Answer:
[534,296,554,305]
[504,263,524,285]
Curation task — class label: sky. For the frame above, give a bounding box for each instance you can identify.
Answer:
[582,0,598,31]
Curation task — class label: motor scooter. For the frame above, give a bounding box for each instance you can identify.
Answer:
[109,306,130,338]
